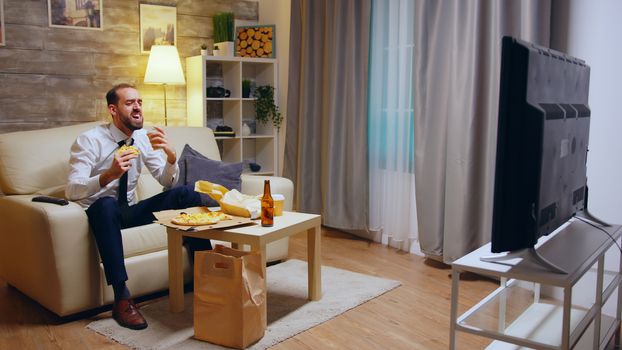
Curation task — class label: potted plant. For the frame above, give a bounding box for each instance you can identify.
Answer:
[253,85,282,130]
[242,79,252,98]
[212,12,234,56]
[200,44,208,56]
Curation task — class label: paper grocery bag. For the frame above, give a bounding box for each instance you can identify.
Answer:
[194,245,266,349]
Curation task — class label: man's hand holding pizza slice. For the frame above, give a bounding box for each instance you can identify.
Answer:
[99,146,139,187]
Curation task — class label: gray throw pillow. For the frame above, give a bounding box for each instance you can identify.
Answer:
[177,144,243,207]
[177,144,206,185]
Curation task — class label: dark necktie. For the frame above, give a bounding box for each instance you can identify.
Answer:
[117,139,133,207]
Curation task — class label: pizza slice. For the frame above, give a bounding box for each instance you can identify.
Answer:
[117,144,140,155]
[171,211,231,226]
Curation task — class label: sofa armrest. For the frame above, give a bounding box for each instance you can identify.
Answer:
[0,195,101,316]
[240,174,294,211]
[240,175,294,262]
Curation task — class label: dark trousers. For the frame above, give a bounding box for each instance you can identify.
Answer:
[86,184,212,285]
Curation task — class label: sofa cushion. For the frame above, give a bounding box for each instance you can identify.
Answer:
[177,144,205,185]
[0,122,101,195]
[119,223,232,260]
[176,144,243,207]
[135,170,165,202]
[186,156,244,205]
[161,127,221,162]
[120,223,168,259]
[35,185,68,198]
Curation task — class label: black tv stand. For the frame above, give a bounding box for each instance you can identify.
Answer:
[480,247,567,274]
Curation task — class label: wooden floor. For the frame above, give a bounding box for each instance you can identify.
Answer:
[0,227,512,349]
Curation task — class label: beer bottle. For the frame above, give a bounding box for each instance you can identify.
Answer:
[261,179,274,227]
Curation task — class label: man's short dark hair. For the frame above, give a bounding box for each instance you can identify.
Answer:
[106,83,136,106]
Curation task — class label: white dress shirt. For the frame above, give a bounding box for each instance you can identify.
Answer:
[65,123,179,208]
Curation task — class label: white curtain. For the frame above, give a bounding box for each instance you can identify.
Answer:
[368,0,419,254]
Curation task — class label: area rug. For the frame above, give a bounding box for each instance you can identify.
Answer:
[87,259,401,349]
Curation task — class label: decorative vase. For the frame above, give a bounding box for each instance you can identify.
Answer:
[242,123,251,136]
[201,49,207,56]
[249,162,261,172]
[215,41,235,57]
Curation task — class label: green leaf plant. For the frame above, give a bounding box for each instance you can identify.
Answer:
[213,12,234,43]
[253,85,282,130]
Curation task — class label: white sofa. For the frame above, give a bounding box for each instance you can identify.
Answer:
[0,122,293,317]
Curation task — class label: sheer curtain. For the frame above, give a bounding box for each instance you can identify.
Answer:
[368,0,419,253]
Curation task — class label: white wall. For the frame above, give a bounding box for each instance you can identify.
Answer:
[550,0,622,318]
[557,1,622,223]
[259,0,291,176]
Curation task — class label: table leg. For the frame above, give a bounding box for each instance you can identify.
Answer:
[562,286,572,349]
[248,240,267,328]
[499,277,507,333]
[449,269,460,350]
[594,256,605,349]
[307,225,322,300]
[250,241,267,286]
[167,229,185,313]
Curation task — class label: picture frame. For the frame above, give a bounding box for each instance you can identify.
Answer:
[48,0,103,30]
[235,25,276,58]
[0,0,4,47]
[140,4,177,54]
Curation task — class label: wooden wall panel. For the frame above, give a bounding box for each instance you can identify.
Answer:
[4,0,47,26]
[44,30,138,55]
[0,74,46,97]
[0,98,95,121]
[0,0,258,133]
[0,99,51,120]
[177,0,258,19]
[0,121,80,134]
[176,36,210,57]
[0,49,95,75]
[47,98,97,121]
[139,84,186,100]
[178,14,212,38]
[46,76,97,99]
[105,0,138,10]
[4,24,45,49]
[93,53,148,78]
[142,99,187,126]
[104,5,140,32]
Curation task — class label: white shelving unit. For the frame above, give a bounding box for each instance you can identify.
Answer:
[449,218,622,349]
[186,55,278,175]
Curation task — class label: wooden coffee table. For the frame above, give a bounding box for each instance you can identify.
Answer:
[166,211,322,312]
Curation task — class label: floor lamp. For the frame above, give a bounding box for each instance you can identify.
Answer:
[144,45,186,126]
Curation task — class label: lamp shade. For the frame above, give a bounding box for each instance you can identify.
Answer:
[144,45,186,85]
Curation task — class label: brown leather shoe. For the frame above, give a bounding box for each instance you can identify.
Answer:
[112,299,148,330]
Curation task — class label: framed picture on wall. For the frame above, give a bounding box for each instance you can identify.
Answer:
[48,0,103,30]
[0,0,5,47]
[140,4,177,54]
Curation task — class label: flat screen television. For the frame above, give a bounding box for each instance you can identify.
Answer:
[486,36,591,272]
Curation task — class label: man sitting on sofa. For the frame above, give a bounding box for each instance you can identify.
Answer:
[65,83,211,330]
